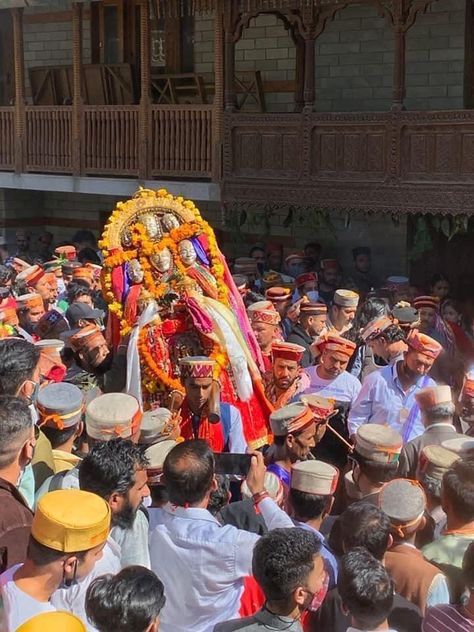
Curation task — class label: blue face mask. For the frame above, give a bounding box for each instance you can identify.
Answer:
[24,380,40,406]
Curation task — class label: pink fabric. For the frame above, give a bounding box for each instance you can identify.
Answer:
[184,296,214,334]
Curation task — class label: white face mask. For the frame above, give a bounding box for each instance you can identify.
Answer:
[29,403,39,425]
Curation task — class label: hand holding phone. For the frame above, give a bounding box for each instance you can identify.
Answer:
[213,452,252,476]
[244,451,267,496]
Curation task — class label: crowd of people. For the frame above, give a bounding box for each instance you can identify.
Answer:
[0,223,474,632]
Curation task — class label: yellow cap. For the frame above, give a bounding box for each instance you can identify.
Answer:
[17,611,86,632]
[32,490,110,553]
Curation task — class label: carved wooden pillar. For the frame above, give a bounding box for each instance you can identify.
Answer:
[224,1,237,111]
[293,29,305,113]
[139,0,150,179]
[213,1,224,179]
[72,2,83,176]
[392,26,406,111]
[12,8,25,174]
[303,36,316,112]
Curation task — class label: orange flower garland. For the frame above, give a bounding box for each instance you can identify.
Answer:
[138,326,185,395]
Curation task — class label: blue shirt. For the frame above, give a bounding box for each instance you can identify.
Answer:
[347,362,435,442]
[293,520,338,589]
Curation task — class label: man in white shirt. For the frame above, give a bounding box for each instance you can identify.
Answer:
[149,439,294,632]
[302,334,361,467]
[339,548,398,632]
[0,489,110,631]
[348,330,442,444]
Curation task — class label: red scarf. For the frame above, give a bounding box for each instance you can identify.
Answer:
[180,401,225,452]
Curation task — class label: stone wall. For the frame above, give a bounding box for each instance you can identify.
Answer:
[194,0,466,113]
[23,2,91,102]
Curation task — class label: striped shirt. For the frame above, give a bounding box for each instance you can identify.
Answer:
[423,605,474,632]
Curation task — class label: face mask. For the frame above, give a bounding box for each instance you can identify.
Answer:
[24,381,40,406]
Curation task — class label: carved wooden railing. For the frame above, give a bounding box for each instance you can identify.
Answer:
[26,106,72,172]
[0,108,14,170]
[223,110,474,214]
[151,106,213,177]
[83,106,140,176]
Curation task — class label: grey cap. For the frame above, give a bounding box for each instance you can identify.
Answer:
[379,478,426,525]
[36,382,84,429]
[139,408,172,445]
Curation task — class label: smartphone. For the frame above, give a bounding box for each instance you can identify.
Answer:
[213,452,252,476]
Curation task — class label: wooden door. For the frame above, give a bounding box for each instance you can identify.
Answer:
[0,11,13,106]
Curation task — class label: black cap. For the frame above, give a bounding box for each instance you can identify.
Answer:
[65,302,104,327]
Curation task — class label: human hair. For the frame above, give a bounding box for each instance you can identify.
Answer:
[77,247,101,265]
[41,424,78,450]
[339,548,393,630]
[423,402,455,424]
[304,242,321,254]
[0,338,40,395]
[249,245,265,257]
[0,396,33,468]
[0,264,13,285]
[442,459,474,523]
[429,273,450,291]
[27,536,87,566]
[377,324,406,344]
[79,439,148,501]
[67,281,92,302]
[252,528,321,601]
[85,566,165,632]
[340,502,391,560]
[420,473,442,500]
[463,541,474,591]
[150,485,169,506]
[207,474,230,516]
[347,297,390,343]
[162,439,214,506]
[353,450,398,485]
[72,230,97,248]
[289,488,330,522]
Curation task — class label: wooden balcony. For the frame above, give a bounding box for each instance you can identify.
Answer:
[222,110,474,215]
[0,104,213,179]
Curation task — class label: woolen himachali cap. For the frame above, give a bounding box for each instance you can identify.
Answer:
[355,424,402,464]
[16,264,45,287]
[334,289,359,308]
[86,393,142,440]
[139,408,172,445]
[315,334,356,358]
[321,259,339,270]
[145,440,178,485]
[413,296,440,311]
[271,341,305,364]
[32,490,110,552]
[241,471,284,505]
[232,275,247,290]
[16,293,44,310]
[441,436,474,458]
[285,252,305,265]
[234,257,259,275]
[17,612,86,632]
[386,276,409,291]
[270,402,315,436]
[265,286,292,302]
[300,302,327,316]
[406,329,442,360]
[361,315,393,343]
[415,385,452,410]
[296,272,317,288]
[247,300,281,326]
[0,307,18,327]
[36,382,84,431]
[72,266,94,283]
[179,356,216,379]
[462,374,474,398]
[379,478,426,526]
[55,245,77,261]
[291,460,339,496]
[392,302,419,325]
[300,394,336,422]
[419,445,459,482]
[69,324,107,353]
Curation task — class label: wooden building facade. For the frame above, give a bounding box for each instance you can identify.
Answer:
[0,0,474,218]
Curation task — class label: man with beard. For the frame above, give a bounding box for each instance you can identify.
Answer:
[318,259,340,306]
[178,356,247,453]
[247,301,281,372]
[65,324,112,395]
[346,247,382,296]
[266,402,319,493]
[16,265,56,311]
[16,293,45,341]
[215,528,325,632]
[302,334,360,468]
[264,341,309,409]
[78,439,150,568]
[287,303,328,368]
[348,330,442,444]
